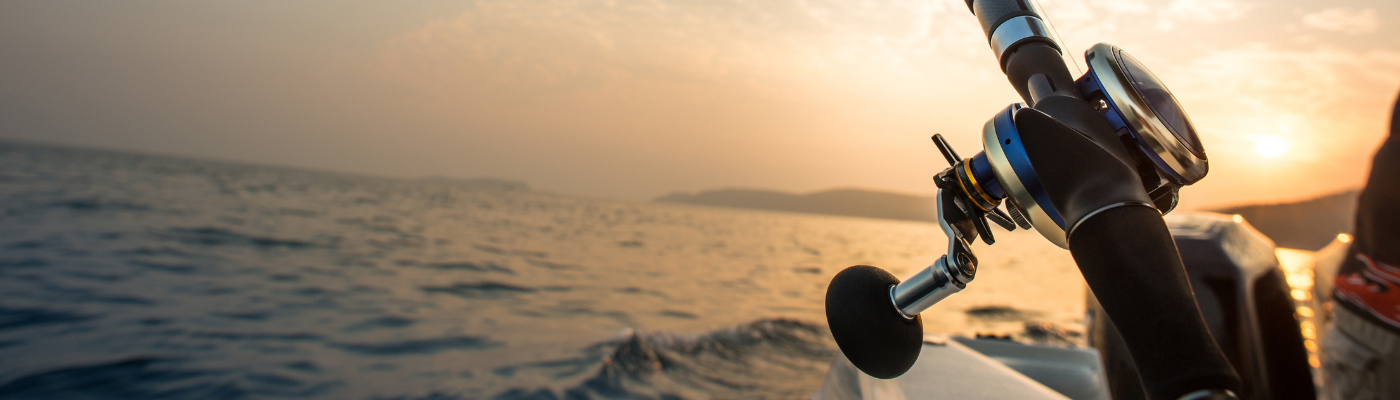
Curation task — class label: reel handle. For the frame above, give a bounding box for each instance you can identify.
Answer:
[894,191,978,318]
[825,190,977,379]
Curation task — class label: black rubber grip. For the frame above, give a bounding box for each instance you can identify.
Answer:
[1013,105,1147,228]
[1070,207,1242,399]
[969,0,1037,38]
[1011,107,1240,399]
[1003,43,1083,106]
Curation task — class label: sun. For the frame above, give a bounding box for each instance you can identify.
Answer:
[1251,135,1291,159]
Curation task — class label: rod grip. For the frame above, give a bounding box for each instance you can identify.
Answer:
[1070,207,1241,399]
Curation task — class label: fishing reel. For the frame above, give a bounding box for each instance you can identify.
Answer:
[826,42,1208,379]
[942,43,1208,249]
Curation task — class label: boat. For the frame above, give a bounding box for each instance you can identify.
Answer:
[813,212,1325,400]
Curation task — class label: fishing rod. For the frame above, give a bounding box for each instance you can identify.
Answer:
[823,1,1240,399]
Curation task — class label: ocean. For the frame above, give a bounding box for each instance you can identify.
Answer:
[0,141,1087,399]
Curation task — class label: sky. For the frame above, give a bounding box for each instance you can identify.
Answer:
[1,0,1397,209]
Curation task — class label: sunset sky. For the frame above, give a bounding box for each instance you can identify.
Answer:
[2,0,1397,209]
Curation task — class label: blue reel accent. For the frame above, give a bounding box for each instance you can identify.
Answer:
[968,152,1005,200]
[1077,71,1128,133]
[1069,48,1192,186]
[1077,72,1187,184]
[993,105,1066,229]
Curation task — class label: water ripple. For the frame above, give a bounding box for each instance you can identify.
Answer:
[160,227,315,249]
[0,357,239,400]
[0,140,1085,399]
[0,306,100,331]
[329,336,499,356]
[421,282,538,298]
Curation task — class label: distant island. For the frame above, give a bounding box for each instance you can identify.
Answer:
[1212,190,1357,250]
[420,176,530,191]
[657,187,1360,250]
[655,188,936,222]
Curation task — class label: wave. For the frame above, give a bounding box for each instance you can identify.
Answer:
[160,227,318,249]
[0,306,100,331]
[329,336,500,356]
[395,259,516,274]
[490,318,836,400]
[964,304,1044,322]
[420,282,539,299]
[0,357,339,399]
[0,258,48,269]
[0,141,1088,400]
[46,197,150,212]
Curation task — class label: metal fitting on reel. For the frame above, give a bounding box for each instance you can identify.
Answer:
[889,190,979,319]
[930,134,1022,246]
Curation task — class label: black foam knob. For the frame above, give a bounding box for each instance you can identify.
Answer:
[825,265,924,379]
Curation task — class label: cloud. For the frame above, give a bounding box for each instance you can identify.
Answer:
[1157,45,1400,206]
[370,0,1032,146]
[1161,0,1251,24]
[375,0,992,99]
[368,0,1025,196]
[1302,7,1380,34]
[367,0,1400,203]
[1165,45,1400,154]
[1034,0,1252,47]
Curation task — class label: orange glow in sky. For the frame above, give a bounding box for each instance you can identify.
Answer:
[1253,135,1293,159]
[0,0,1397,209]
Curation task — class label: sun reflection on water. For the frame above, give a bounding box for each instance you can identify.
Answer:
[1276,247,1321,369]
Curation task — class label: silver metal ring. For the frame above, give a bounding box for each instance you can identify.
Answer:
[889,284,916,320]
[1174,389,1238,400]
[981,105,1068,248]
[890,256,964,319]
[1084,43,1208,184]
[988,16,1060,69]
[1064,201,1157,241]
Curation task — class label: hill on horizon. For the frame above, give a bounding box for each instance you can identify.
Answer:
[419,176,530,191]
[655,188,936,222]
[659,187,1362,251]
[1212,190,1358,250]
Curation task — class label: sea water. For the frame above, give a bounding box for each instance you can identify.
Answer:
[0,141,1086,399]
